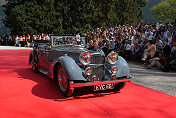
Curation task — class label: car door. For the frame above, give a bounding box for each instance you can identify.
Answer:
[38,44,49,72]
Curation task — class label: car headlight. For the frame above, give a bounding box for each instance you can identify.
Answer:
[107,51,118,64]
[111,66,118,75]
[85,67,92,76]
[79,52,92,65]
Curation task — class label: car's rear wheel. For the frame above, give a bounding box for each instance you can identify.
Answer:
[31,57,38,73]
[56,66,73,97]
[114,82,126,91]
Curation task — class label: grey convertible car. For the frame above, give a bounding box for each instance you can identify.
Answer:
[29,35,131,97]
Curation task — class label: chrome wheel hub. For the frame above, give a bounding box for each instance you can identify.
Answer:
[58,68,68,92]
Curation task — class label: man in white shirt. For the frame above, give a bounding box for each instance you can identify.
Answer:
[45,34,50,40]
[15,35,19,47]
[109,40,115,50]
[124,40,132,60]
[76,33,80,42]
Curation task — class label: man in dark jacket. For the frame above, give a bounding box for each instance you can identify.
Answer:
[162,39,171,71]
[163,39,171,57]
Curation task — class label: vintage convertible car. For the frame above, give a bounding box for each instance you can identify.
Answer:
[29,35,131,97]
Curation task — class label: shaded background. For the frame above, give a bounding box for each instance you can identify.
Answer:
[0,0,162,35]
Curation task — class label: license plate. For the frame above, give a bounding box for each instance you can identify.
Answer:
[94,83,115,91]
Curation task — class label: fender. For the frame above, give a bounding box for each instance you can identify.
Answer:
[115,56,130,78]
[48,56,87,81]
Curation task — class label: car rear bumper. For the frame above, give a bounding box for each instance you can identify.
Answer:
[70,79,131,88]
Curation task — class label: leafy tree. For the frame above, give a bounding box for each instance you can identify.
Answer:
[3,0,146,35]
[151,0,176,23]
[3,0,62,35]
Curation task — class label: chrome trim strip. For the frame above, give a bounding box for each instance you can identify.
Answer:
[91,53,102,56]
[88,64,104,66]
[78,63,104,66]
[70,79,131,88]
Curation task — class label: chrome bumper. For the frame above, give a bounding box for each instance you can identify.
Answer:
[70,79,131,88]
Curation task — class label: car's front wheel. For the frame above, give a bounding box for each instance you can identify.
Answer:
[114,82,126,91]
[56,66,73,97]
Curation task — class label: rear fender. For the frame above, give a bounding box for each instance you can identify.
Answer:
[48,56,87,81]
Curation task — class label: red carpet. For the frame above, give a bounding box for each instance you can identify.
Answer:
[0,49,176,118]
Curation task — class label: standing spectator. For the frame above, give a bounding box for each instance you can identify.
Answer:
[19,36,23,47]
[162,39,171,71]
[15,35,19,47]
[164,26,169,38]
[160,32,167,42]
[45,34,50,40]
[124,40,132,60]
[26,34,31,47]
[162,39,171,58]
[109,40,115,51]
[33,35,37,41]
[0,36,2,45]
[167,32,172,45]
[76,33,80,42]
[22,35,26,47]
[8,35,12,46]
[4,34,9,46]
[41,33,45,40]
[103,40,110,55]
[38,35,41,40]
[88,39,94,50]
[93,40,99,50]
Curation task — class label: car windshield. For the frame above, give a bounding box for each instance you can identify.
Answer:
[50,35,86,47]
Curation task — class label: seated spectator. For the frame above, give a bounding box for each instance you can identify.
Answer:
[146,52,167,71]
[155,36,163,47]
[171,42,176,52]
[143,40,156,64]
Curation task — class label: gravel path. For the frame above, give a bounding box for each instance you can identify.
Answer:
[129,61,176,97]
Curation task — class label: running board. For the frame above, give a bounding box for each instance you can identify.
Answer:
[39,69,48,75]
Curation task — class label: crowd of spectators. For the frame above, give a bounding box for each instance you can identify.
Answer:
[0,22,176,72]
[85,22,176,72]
[0,33,50,47]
